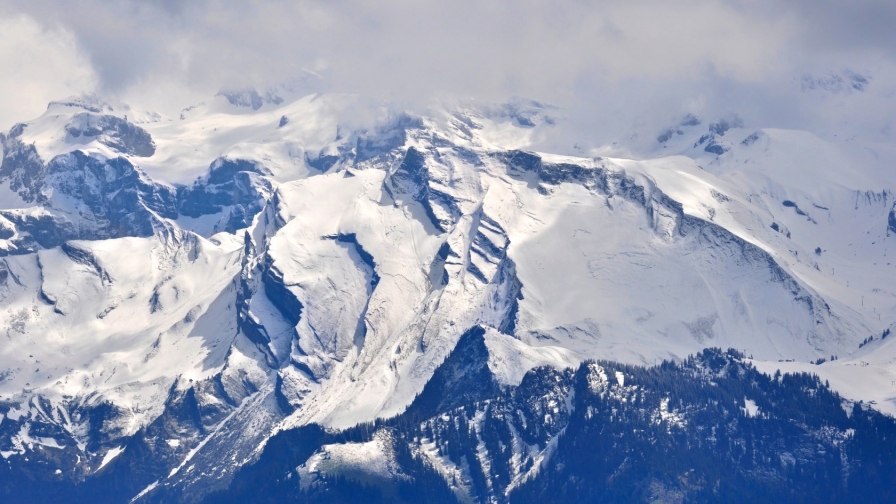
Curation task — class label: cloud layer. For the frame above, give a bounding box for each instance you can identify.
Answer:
[1,0,893,144]
[0,12,96,129]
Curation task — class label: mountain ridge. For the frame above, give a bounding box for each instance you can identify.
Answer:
[0,91,895,502]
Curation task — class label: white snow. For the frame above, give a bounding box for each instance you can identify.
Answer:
[0,231,244,438]
[752,357,896,417]
[96,446,124,472]
[0,180,30,209]
[615,371,625,388]
[484,329,580,385]
[654,397,687,429]
[2,90,896,486]
[130,480,159,503]
[297,432,403,484]
[743,398,760,418]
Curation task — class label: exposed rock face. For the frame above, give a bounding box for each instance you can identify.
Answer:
[0,141,177,253]
[889,202,896,236]
[65,113,157,157]
[178,158,273,233]
[217,88,284,110]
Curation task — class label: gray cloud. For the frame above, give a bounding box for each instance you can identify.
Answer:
[0,0,893,144]
[0,10,97,128]
[776,0,896,55]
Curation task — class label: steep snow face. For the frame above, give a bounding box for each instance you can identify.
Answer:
[480,155,853,364]
[0,231,243,411]
[238,112,880,428]
[0,91,895,499]
[647,117,896,335]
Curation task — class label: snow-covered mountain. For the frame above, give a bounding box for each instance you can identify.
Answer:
[1,90,895,502]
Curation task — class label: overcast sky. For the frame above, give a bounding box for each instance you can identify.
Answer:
[0,0,893,144]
